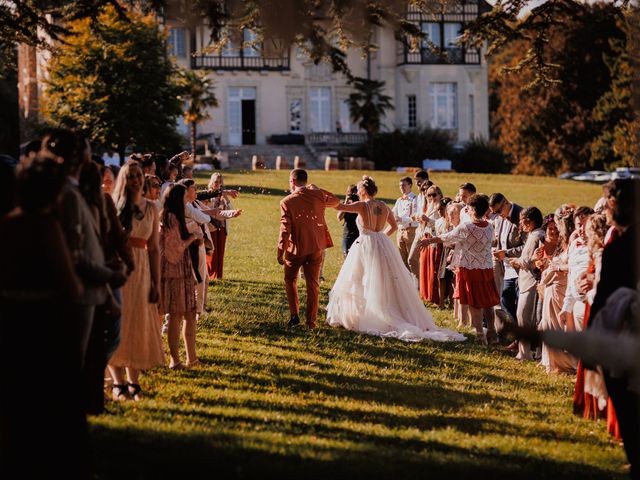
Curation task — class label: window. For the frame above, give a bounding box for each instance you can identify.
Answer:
[407,95,417,129]
[243,29,260,58]
[339,99,352,133]
[290,99,302,133]
[168,28,186,58]
[309,87,331,132]
[429,83,457,130]
[444,23,462,48]
[420,22,441,49]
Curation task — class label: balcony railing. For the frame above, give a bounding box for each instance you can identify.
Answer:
[191,54,290,71]
[306,132,367,146]
[401,46,481,65]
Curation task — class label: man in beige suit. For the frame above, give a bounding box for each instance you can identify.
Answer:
[277,169,339,328]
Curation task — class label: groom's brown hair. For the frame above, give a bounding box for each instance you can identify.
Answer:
[290,169,308,185]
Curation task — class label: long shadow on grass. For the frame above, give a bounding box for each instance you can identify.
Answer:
[89,423,622,480]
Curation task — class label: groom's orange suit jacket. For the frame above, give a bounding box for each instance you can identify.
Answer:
[278,186,340,258]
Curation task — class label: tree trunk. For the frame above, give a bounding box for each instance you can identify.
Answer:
[190,123,197,160]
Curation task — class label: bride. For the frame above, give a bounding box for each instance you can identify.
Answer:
[326,176,466,342]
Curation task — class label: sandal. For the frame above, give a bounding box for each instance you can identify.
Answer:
[186,359,202,368]
[127,383,143,401]
[169,361,185,370]
[112,384,129,402]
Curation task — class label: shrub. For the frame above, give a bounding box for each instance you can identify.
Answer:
[453,137,510,173]
[360,127,454,170]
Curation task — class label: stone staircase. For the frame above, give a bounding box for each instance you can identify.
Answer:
[216,144,325,170]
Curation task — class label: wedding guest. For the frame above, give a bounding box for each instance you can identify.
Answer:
[420,185,444,304]
[101,165,116,195]
[434,199,455,308]
[458,183,477,224]
[204,172,234,279]
[18,138,40,168]
[41,129,124,372]
[180,178,241,317]
[560,206,593,331]
[338,184,360,257]
[0,158,89,478]
[143,174,162,208]
[79,160,124,413]
[182,165,194,179]
[421,194,500,344]
[508,207,545,360]
[442,202,466,323]
[391,176,417,268]
[536,213,575,373]
[407,170,430,285]
[489,193,524,337]
[141,154,156,175]
[586,179,639,476]
[108,161,164,401]
[572,213,610,420]
[160,184,201,369]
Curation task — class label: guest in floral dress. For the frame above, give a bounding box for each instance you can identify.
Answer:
[160,184,201,369]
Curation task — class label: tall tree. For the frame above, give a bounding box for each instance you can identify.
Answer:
[490,3,628,175]
[347,77,394,159]
[42,5,183,162]
[177,69,219,157]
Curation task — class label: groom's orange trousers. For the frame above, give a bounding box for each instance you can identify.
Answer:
[284,250,323,327]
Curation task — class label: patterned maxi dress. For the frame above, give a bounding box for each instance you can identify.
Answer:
[110,199,165,370]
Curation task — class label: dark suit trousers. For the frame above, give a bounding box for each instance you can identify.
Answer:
[284,250,323,326]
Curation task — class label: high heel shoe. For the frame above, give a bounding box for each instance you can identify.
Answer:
[112,384,129,402]
[127,383,143,401]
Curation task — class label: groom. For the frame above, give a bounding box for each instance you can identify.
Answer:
[277,169,339,328]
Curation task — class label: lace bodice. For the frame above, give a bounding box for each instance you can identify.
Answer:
[439,221,494,270]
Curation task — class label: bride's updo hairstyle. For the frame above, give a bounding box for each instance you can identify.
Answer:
[358,175,378,196]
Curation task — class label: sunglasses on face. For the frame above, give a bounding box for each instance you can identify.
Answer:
[427,193,437,198]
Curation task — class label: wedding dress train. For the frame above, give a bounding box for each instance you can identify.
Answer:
[326,205,466,342]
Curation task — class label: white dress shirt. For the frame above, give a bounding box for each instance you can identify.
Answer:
[392,192,418,229]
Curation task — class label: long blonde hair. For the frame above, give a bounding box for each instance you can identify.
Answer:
[208,172,223,190]
[111,160,142,234]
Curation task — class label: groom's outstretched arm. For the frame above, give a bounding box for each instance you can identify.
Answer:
[277,200,291,265]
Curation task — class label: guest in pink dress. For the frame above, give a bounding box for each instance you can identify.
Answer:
[160,184,201,369]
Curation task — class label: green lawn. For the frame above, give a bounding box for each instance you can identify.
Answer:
[90,171,625,479]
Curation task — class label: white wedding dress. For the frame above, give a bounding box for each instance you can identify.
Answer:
[326,202,466,342]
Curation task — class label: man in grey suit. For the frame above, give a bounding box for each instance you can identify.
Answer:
[489,193,524,338]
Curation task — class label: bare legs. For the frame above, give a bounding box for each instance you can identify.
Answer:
[168,312,198,368]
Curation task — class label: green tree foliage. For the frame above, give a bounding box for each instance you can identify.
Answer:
[363,127,453,171]
[347,77,394,158]
[490,3,629,175]
[177,69,219,157]
[42,6,183,162]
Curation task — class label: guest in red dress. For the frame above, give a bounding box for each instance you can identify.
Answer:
[421,194,500,344]
[420,186,445,305]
